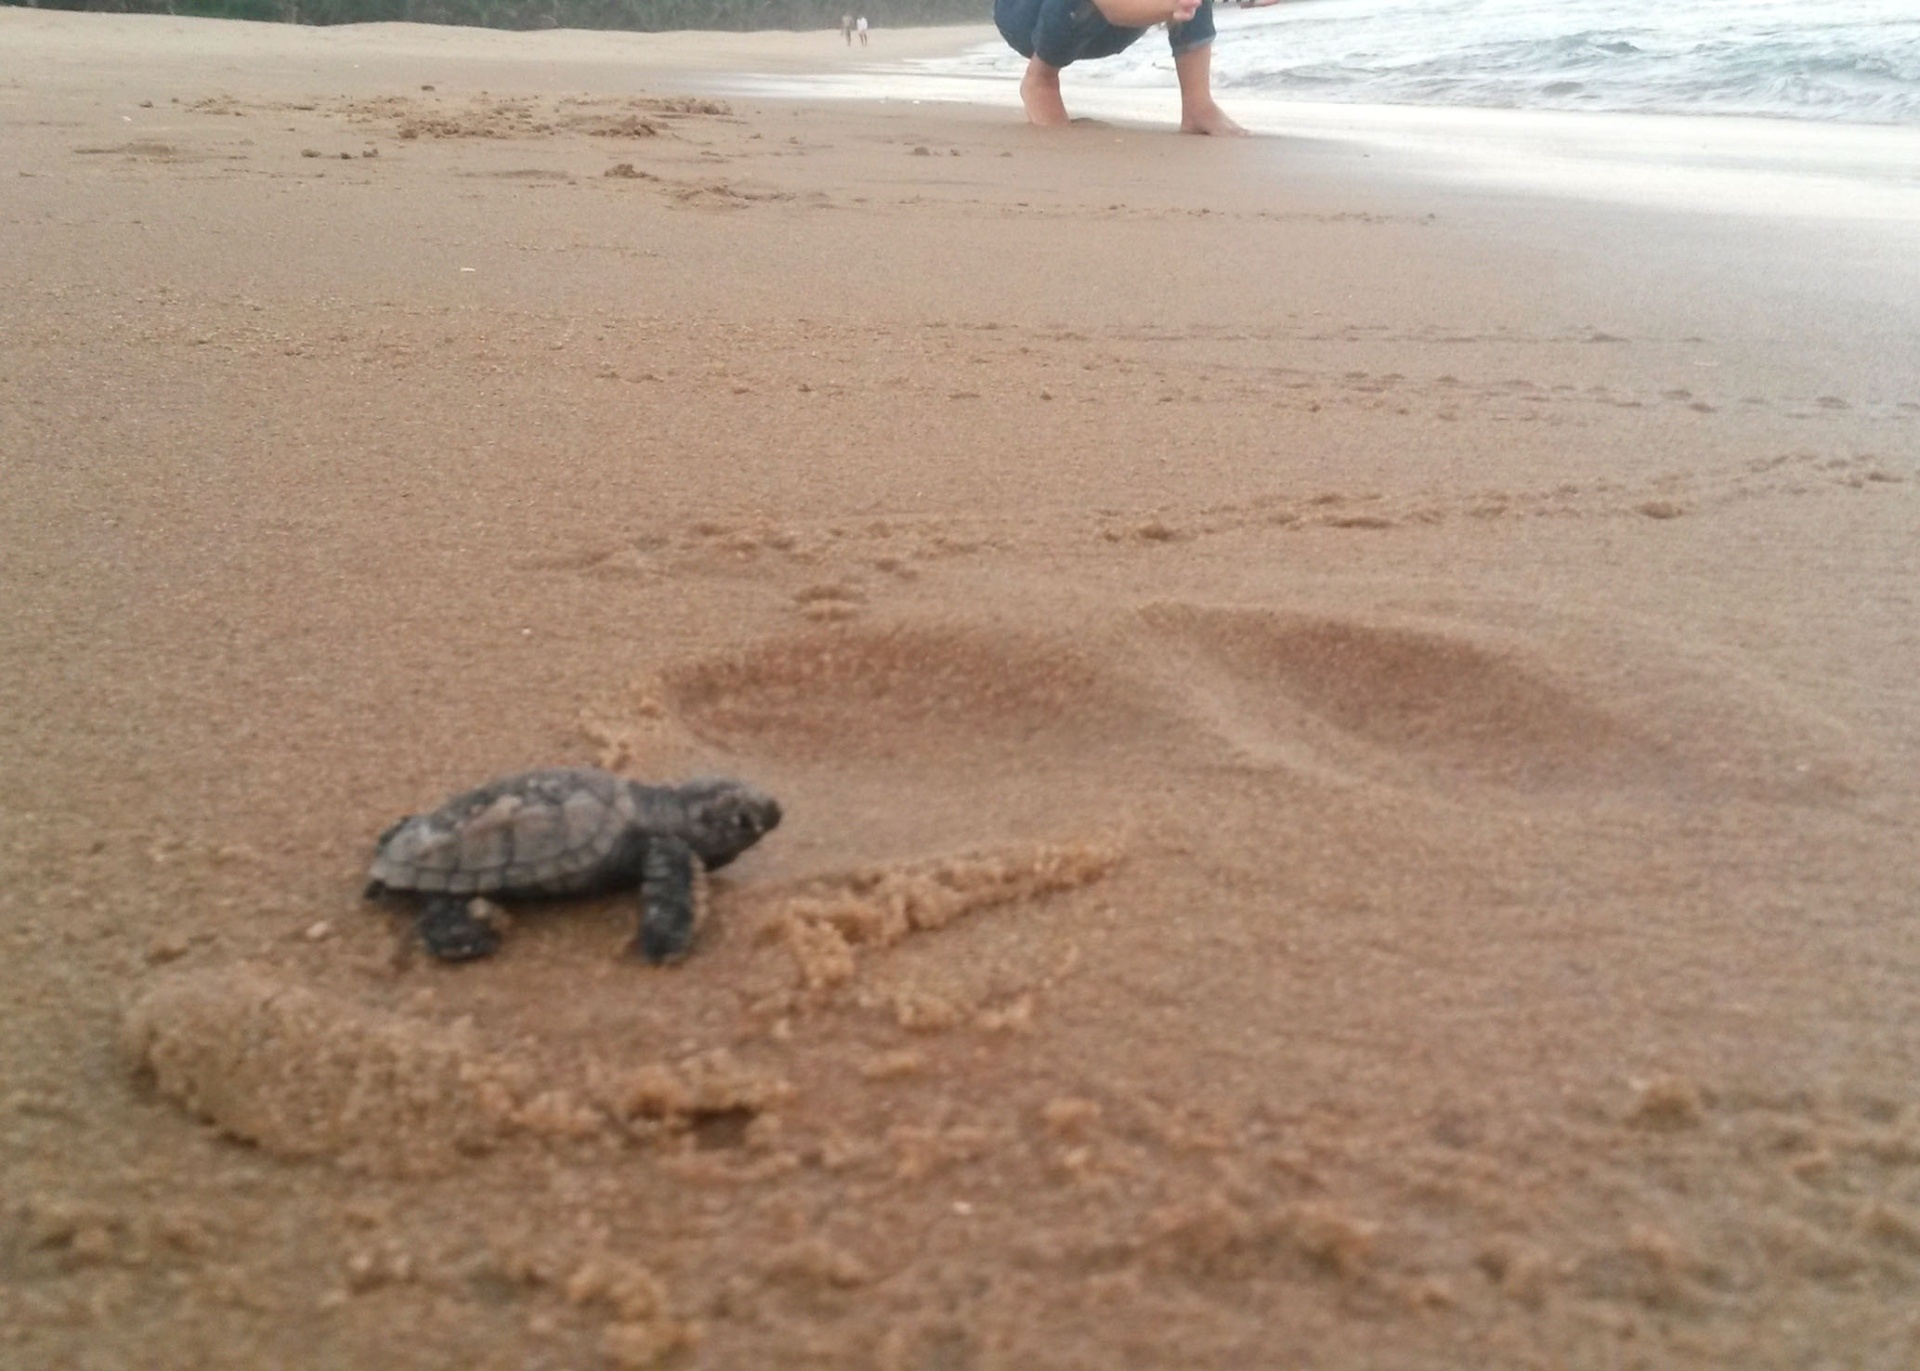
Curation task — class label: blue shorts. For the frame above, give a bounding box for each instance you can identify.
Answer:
[995,0,1216,69]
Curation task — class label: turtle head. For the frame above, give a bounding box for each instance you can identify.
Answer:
[677,777,781,869]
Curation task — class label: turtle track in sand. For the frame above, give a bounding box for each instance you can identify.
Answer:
[119,846,1119,1173]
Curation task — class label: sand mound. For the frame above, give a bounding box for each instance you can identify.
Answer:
[121,970,530,1173]
[663,623,1158,765]
[120,970,799,1174]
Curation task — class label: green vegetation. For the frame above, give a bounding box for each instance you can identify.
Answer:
[4,0,983,31]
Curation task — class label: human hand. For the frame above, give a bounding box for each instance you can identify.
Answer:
[1171,0,1200,20]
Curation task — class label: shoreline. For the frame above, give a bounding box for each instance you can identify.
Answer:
[738,65,1920,221]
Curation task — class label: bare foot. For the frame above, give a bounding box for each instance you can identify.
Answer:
[1181,100,1248,136]
[1020,58,1071,127]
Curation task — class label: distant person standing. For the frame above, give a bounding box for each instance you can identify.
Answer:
[842,12,854,45]
[857,14,869,46]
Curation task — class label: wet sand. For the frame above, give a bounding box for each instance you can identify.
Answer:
[4,10,1920,1369]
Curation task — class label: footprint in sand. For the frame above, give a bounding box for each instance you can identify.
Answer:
[1138,603,1663,793]
[1136,602,1863,805]
[660,622,1163,767]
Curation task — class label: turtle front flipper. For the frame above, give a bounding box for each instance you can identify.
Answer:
[417,897,503,962]
[635,836,707,965]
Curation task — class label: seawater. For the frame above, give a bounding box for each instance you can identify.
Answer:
[930,0,1920,128]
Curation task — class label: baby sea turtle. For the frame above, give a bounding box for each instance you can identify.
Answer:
[364,768,780,964]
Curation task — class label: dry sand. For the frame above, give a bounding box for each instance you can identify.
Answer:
[4,10,1920,1369]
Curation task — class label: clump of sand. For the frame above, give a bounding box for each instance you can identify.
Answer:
[743,842,1118,991]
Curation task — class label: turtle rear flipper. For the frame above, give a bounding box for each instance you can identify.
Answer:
[635,836,707,965]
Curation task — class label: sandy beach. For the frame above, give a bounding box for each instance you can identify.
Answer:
[4,9,1919,1368]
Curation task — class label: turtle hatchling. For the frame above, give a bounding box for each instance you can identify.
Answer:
[365,769,781,964]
